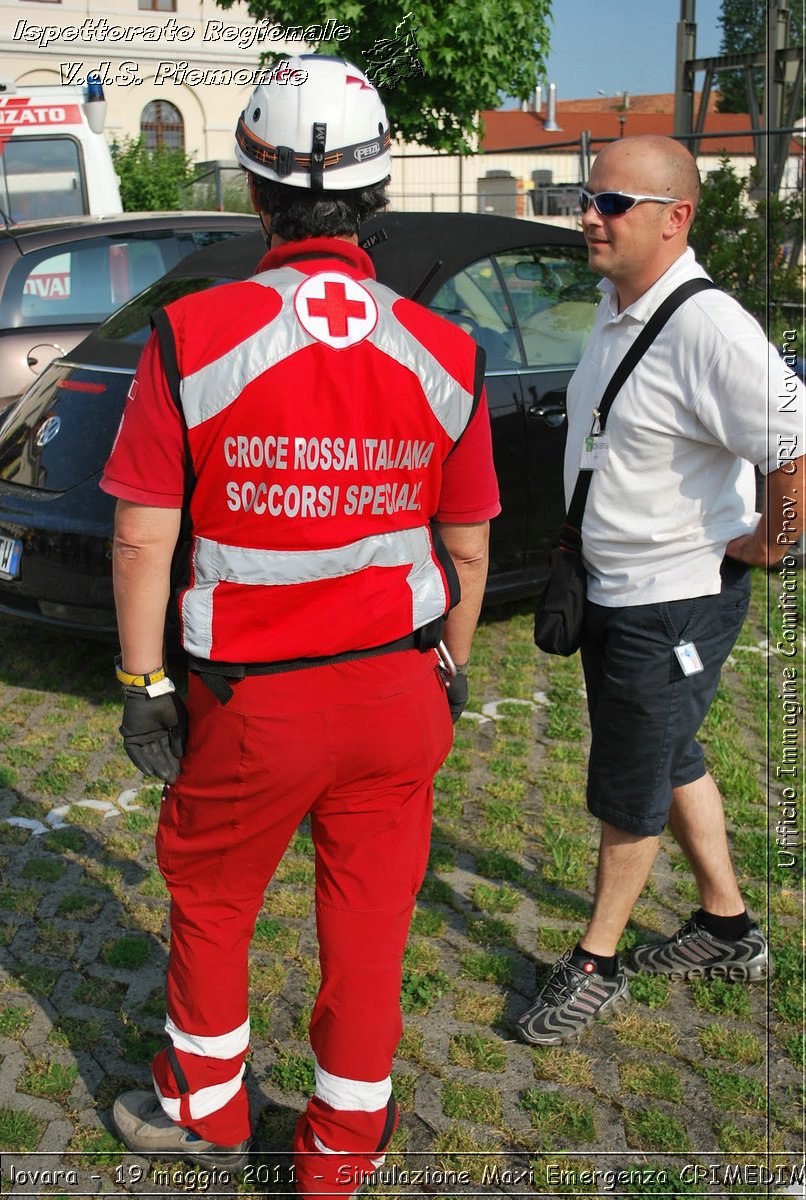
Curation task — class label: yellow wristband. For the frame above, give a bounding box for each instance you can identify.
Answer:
[114,655,166,688]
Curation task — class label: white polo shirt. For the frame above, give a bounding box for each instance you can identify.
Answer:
[564,247,803,607]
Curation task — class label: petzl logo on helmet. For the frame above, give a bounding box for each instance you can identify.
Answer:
[35,415,61,447]
[294,273,378,349]
[355,143,379,161]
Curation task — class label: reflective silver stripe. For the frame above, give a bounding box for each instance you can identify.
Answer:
[312,1132,386,1176]
[363,278,475,441]
[180,268,313,430]
[153,1081,181,1123]
[153,1067,246,1121]
[314,1060,392,1112]
[178,270,474,439]
[165,1015,250,1060]
[188,1066,246,1120]
[181,537,215,661]
[182,528,447,659]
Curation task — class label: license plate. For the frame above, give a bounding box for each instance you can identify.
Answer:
[0,535,22,580]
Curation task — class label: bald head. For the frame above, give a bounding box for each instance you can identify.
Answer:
[593,135,700,216]
[583,135,702,308]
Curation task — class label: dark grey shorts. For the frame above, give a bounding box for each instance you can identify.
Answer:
[580,557,751,837]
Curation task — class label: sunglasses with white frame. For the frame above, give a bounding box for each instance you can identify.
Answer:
[578,188,681,216]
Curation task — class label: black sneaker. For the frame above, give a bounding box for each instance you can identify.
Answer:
[631,915,771,982]
[515,951,629,1045]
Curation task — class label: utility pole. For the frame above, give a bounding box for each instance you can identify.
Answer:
[674,0,697,141]
[674,0,802,193]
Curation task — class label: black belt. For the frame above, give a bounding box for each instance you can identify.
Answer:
[190,630,431,705]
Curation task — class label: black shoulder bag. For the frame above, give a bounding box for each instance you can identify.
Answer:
[533,277,718,656]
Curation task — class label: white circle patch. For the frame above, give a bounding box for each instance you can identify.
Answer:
[294,272,378,349]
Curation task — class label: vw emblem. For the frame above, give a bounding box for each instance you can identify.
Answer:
[35,416,61,447]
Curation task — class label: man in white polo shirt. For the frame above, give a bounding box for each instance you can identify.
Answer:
[517,134,804,1045]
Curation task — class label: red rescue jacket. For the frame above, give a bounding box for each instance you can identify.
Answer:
[152,238,484,664]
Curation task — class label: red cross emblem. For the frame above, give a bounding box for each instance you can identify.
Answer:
[306,281,367,337]
[294,272,378,348]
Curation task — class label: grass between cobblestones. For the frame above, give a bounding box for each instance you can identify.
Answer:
[0,569,802,1196]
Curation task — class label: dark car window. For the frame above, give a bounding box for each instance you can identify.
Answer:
[429,256,522,370]
[0,137,85,223]
[97,276,232,347]
[495,247,599,368]
[1,231,244,331]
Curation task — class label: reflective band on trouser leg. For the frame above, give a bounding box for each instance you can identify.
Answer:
[152,1016,251,1145]
[293,1074,398,1197]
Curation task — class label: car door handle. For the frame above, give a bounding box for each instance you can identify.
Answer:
[527,403,566,428]
[527,384,567,428]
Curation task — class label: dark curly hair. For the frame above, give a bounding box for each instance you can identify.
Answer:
[249,172,389,241]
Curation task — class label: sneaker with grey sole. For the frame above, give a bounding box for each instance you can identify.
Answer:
[630,916,771,982]
[112,1090,250,1169]
[515,951,629,1045]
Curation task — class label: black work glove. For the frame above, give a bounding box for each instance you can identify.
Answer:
[439,664,469,724]
[120,685,188,783]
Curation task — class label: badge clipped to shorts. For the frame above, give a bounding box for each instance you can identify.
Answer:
[579,408,610,470]
[674,640,704,676]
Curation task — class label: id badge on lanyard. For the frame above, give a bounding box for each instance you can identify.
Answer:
[579,408,610,470]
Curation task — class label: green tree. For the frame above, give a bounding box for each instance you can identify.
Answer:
[690,158,803,341]
[716,0,804,115]
[211,0,552,152]
[111,137,195,211]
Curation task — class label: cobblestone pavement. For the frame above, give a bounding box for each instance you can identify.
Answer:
[0,595,802,1198]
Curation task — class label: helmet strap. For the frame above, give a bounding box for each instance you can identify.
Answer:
[258,210,272,246]
[310,123,327,190]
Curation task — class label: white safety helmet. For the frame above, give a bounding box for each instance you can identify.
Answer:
[235,55,391,191]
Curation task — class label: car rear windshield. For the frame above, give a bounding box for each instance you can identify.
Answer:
[0,234,239,331]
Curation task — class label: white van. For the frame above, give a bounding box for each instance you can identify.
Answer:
[0,75,122,223]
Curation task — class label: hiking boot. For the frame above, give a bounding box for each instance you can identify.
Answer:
[515,951,629,1045]
[630,915,771,982]
[112,1090,250,1169]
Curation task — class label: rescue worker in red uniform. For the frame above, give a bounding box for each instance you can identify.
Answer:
[102,56,500,1196]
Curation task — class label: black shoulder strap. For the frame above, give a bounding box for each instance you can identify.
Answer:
[150,308,182,409]
[447,343,487,458]
[149,308,196,654]
[560,277,719,548]
[149,306,195,498]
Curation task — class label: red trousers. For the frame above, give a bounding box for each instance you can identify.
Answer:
[152,650,452,1196]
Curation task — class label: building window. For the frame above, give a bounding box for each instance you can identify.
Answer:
[138,0,176,10]
[140,101,184,150]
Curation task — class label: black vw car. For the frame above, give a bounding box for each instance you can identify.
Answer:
[0,212,599,635]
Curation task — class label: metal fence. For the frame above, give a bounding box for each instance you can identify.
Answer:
[183,127,803,228]
[385,126,804,217]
